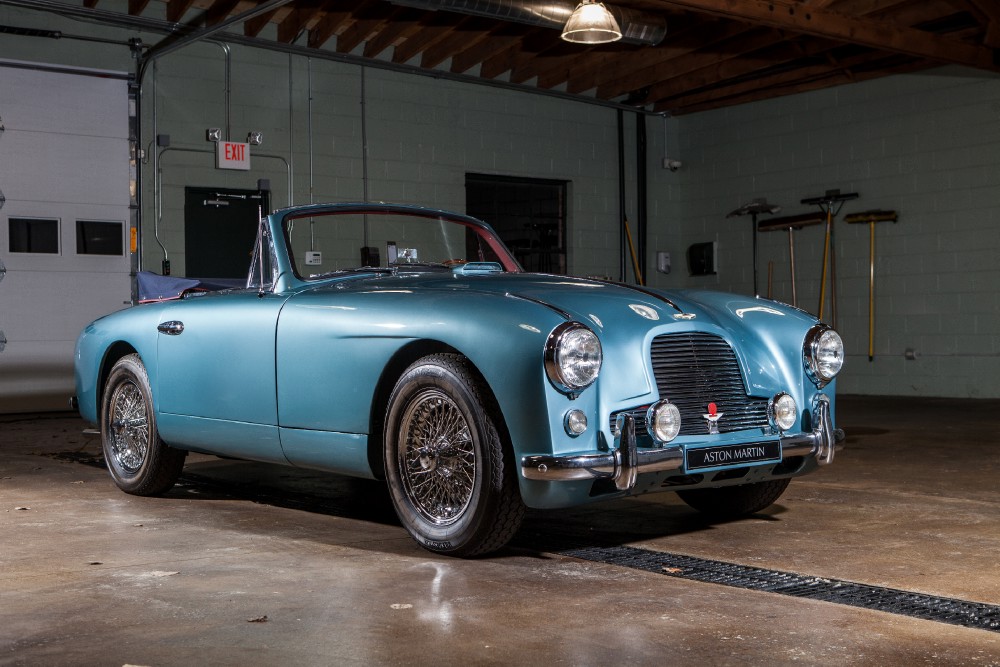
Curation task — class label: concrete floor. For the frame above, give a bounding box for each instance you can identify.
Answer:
[1,396,998,666]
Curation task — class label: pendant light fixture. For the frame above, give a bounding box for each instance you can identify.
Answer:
[561,0,622,44]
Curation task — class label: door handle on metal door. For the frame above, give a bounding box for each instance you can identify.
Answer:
[157,321,184,335]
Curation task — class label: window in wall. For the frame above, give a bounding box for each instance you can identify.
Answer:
[76,220,124,256]
[466,174,568,275]
[9,217,59,254]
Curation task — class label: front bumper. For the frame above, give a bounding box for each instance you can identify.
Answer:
[521,394,843,492]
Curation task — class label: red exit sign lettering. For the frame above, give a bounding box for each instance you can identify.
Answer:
[216,141,250,170]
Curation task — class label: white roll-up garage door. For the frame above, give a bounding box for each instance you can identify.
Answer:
[0,61,132,413]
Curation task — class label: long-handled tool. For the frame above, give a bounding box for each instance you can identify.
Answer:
[758,212,824,308]
[726,198,780,297]
[845,209,898,361]
[801,189,858,325]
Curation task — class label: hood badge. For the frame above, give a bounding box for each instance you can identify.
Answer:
[629,304,659,321]
[673,313,696,320]
[702,402,723,435]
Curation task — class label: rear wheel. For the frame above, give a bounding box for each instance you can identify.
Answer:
[101,354,186,495]
[677,478,790,519]
[384,354,524,556]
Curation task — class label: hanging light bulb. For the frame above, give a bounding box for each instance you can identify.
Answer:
[561,0,622,44]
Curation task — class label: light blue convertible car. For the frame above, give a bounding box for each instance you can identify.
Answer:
[75,202,845,556]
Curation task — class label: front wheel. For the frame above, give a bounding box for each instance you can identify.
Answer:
[677,478,790,519]
[101,354,186,496]
[384,354,524,557]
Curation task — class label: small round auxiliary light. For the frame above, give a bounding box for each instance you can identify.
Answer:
[646,400,681,444]
[769,392,797,432]
[564,409,588,437]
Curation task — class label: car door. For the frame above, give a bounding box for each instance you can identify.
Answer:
[154,290,289,463]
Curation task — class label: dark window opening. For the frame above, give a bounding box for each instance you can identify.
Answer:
[466,174,568,274]
[77,220,124,256]
[9,218,59,254]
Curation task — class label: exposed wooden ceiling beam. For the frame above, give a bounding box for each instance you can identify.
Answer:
[277,0,327,43]
[656,0,999,70]
[204,0,240,26]
[449,30,526,74]
[165,0,196,23]
[307,7,353,48]
[391,15,461,65]
[643,35,840,105]
[362,9,422,59]
[420,18,494,70]
[666,58,933,114]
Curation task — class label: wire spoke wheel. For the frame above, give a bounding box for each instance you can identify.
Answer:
[398,389,476,526]
[384,354,525,556]
[101,354,186,496]
[108,380,150,475]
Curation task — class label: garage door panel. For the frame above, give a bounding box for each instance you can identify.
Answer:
[0,67,128,138]
[2,132,129,207]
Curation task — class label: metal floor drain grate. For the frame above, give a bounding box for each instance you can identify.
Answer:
[557,544,1000,634]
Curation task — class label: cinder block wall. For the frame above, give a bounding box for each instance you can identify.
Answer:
[646,69,1000,398]
[146,44,639,281]
[2,3,998,398]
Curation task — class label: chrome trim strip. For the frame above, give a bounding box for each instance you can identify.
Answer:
[521,394,843,485]
[593,280,685,314]
[505,292,572,320]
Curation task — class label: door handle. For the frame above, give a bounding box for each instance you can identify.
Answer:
[157,321,184,335]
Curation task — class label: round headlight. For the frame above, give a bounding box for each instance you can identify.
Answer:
[804,325,844,386]
[647,400,681,444]
[545,322,602,393]
[769,393,797,432]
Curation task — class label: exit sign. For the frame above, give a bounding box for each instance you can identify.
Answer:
[216,141,250,170]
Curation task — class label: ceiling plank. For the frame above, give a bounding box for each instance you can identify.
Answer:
[277,0,328,43]
[656,0,999,70]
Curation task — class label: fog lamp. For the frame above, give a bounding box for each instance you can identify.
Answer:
[769,393,797,432]
[646,400,681,444]
[564,409,588,437]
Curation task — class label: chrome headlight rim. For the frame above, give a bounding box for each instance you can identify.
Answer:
[803,324,844,388]
[767,392,797,432]
[544,321,602,394]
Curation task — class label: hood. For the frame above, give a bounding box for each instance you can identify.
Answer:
[315,271,817,335]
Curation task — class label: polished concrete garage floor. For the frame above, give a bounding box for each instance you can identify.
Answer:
[2,396,998,666]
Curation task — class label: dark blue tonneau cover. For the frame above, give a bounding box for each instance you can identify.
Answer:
[137,271,244,303]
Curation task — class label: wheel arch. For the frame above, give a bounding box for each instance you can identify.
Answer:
[95,341,139,418]
[366,340,514,482]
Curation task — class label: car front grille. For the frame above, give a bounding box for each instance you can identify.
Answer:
[611,332,770,437]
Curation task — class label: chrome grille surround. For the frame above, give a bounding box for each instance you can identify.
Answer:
[611,332,770,438]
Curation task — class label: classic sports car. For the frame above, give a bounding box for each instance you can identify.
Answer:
[75,202,845,556]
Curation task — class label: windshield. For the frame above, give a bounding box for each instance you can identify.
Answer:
[282,209,521,281]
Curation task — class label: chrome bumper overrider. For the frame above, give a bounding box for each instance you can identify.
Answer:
[521,395,844,492]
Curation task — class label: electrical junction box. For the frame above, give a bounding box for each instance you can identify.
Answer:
[305,251,322,266]
[657,251,671,274]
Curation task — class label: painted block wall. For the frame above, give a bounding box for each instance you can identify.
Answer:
[645,69,1000,398]
[2,4,998,398]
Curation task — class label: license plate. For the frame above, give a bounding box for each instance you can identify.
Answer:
[686,441,781,471]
